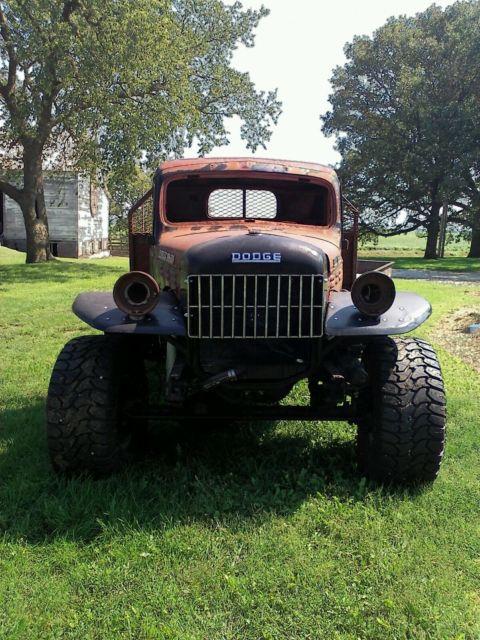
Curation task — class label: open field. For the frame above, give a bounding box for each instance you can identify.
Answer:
[360,231,471,254]
[358,231,480,272]
[0,246,479,639]
[359,253,480,272]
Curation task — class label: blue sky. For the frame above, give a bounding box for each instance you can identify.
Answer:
[205,0,453,166]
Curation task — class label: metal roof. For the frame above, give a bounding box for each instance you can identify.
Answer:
[156,157,337,181]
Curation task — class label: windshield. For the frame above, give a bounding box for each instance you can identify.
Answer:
[165,176,330,226]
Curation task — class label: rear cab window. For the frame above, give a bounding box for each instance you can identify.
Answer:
[164,176,332,226]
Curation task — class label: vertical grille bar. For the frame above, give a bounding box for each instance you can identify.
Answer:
[231,276,236,338]
[209,275,213,338]
[187,273,323,338]
[310,274,314,337]
[220,275,225,339]
[298,275,303,338]
[243,275,247,338]
[197,277,202,337]
[287,275,292,338]
[276,276,281,338]
[265,275,270,338]
[254,275,258,338]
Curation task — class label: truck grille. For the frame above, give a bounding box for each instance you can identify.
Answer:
[187,274,324,338]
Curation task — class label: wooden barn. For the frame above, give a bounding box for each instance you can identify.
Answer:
[0,172,109,258]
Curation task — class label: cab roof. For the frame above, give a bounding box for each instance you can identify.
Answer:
[156,157,338,184]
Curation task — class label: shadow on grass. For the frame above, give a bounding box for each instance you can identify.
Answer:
[0,259,126,286]
[0,399,421,545]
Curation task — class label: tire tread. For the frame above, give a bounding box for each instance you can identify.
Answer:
[46,335,141,476]
[357,337,446,483]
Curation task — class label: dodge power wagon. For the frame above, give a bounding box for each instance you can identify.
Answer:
[47,158,446,483]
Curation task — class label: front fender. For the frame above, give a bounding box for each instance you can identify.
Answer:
[325,291,431,336]
[73,290,186,335]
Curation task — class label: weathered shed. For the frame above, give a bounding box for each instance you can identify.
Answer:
[0,172,109,258]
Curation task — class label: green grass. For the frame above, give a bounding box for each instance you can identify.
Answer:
[360,231,471,254]
[358,231,480,272]
[359,254,480,272]
[1,245,480,639]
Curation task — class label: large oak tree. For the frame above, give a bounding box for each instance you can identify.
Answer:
[0,0,281,262]
[322,1,480,258]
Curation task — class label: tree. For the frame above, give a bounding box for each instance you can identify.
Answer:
[462,164,480,258]
[107,166,152,239]
[321,1,480,259]
[0,0,281,263]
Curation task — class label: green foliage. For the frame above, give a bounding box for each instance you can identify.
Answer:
[322,1,480,251]
[108,167,152,237]
[359,229,470,252]
[0,246,480,638]
[0,1,281,261]
[359,231,479,270]
[0,0,280,172]
[360,254,480,272]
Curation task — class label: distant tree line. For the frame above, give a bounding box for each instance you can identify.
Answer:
[322,0,480,259]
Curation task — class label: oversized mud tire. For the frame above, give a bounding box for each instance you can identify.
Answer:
[47,335,148,476]
[357,337,446,484]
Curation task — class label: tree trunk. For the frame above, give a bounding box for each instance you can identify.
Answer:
[468,219,480,258]
[21,146,51,263]
[424,204,440,259]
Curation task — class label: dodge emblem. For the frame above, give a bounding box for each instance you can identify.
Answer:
[231,252,281,263]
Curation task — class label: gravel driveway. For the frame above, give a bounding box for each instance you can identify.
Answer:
[393,269,480,284]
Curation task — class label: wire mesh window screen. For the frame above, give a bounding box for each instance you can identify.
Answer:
[131,199,153,234]
[208,189,277,219]
[208,189,243,218]
[245,190,276,219]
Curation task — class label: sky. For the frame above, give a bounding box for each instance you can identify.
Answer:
[205,0,453,166]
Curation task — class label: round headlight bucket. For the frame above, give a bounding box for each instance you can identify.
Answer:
[351,271,396,317]
[113,271,160,318]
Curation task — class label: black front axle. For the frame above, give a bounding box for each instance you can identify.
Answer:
[128,403,355,423]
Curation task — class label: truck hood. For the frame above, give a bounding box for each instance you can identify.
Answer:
[156,225,341,272]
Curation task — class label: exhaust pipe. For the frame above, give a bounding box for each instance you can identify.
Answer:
[113,271,160,319]
[351,271,396,317]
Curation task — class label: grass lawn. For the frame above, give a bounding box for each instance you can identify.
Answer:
[1,245,479,639]
[358,231,480,272]
[359,253,480,273]
[360,231,471,254]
